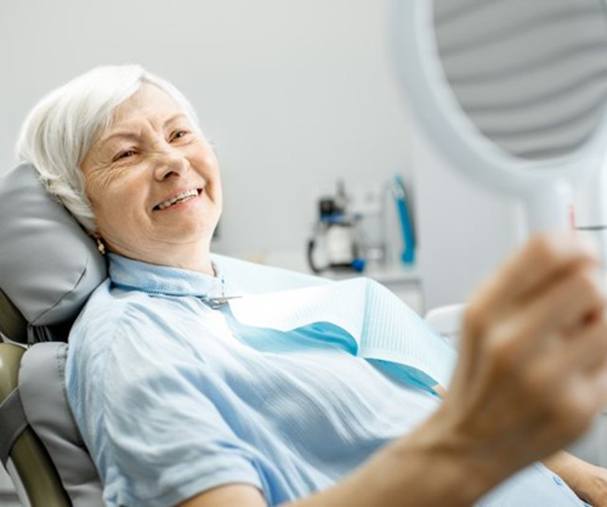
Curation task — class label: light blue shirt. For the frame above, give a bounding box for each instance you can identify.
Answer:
[65,254,588,507]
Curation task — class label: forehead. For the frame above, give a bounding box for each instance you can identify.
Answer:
[109,83,184,129]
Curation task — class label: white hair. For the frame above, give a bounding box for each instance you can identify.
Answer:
[15,64,201,233]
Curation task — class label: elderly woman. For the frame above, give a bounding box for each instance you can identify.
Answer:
[14,65,607,507]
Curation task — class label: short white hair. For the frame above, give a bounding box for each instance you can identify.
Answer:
[15,64,200,233]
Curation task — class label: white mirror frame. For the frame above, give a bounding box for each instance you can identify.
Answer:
[390,0,607,232]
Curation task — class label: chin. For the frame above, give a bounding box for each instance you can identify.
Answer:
[174,223,215,244]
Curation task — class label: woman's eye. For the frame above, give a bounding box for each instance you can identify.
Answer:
[112,150,136,162]
[170,130,190,142]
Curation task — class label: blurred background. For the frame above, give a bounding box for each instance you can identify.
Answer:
[1,0,535,315]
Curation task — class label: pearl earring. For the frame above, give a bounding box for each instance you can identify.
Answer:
[95,237,106,256]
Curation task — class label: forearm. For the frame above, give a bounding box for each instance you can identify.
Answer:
[544,451,580,485]
[283,407,508,507]
[543,450,607,504]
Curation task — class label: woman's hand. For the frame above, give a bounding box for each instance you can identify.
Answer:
[276,232,607,507]
[434,232,607,488]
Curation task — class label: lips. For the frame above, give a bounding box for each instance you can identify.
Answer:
[153,187,204,211]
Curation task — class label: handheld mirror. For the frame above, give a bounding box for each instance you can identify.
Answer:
[392,0,607,232]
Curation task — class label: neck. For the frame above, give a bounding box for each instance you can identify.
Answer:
[108,241,215,276]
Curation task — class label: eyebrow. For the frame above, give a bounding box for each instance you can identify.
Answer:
[98,113,189,147]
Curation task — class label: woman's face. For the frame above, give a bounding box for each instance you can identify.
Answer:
[81,84,222,270]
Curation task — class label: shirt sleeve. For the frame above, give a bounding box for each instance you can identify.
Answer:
[99,307,264,507]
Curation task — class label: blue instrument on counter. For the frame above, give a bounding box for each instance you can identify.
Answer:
[392,175,416,265]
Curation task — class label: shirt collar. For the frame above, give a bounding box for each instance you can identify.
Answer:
[108,253,224,298]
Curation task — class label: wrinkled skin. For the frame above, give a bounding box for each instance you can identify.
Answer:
[81,84,222,274]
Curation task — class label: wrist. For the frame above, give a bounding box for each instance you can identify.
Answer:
[388,406,513,505]
[543,452,582,489]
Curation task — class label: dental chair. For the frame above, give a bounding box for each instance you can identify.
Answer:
[0,163,344,507]
[0,164,107,507]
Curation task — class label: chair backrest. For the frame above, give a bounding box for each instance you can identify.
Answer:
[0,343,72,507]
[19,342,105,506]
[0,163,109,505]
[0,283,104,506]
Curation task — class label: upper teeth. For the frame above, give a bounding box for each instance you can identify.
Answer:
[156,189,199,210]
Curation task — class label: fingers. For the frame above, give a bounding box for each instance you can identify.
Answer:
[509,265,606,349]
[590,363,607,409]
[556,313,607,374]
[447,233,607,475]
[469,267,607,397]
[461,232,601,371]
[469,232,599,326]
[460,259,605,387]
[519,315,607,431]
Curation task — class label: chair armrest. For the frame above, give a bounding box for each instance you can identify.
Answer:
[425,303,466,346]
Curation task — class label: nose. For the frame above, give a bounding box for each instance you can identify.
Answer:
[153,146,189,181]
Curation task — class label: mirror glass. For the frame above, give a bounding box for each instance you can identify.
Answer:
[433,0,607,162]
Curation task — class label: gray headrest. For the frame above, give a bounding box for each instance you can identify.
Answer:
[0,164,107,326]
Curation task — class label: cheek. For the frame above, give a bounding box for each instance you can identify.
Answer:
[189,139,220,174]
[90,176,146,228]
[202,153,222,189]
[95,194,125,231]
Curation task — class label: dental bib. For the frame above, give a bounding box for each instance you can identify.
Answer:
[221,277,457,394]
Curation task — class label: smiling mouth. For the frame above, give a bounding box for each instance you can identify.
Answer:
[153,188,204,211]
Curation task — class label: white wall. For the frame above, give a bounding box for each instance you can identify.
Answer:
[411,124,525,309]
[0,0,525,310]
